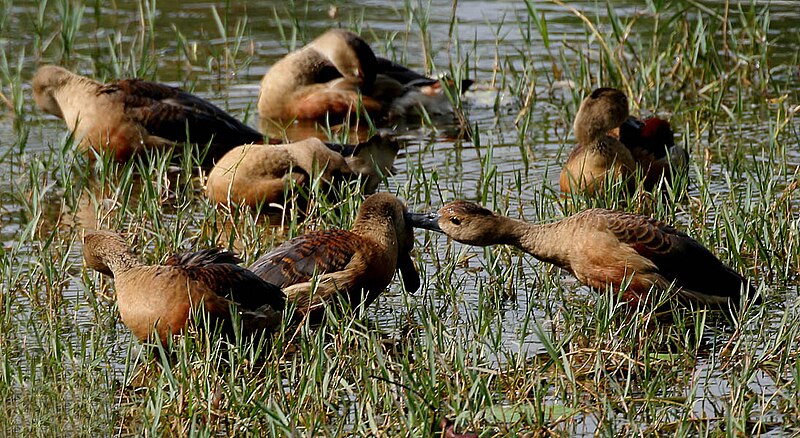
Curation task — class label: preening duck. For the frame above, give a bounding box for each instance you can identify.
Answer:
[249,193,420,316]
[258,29,471,124]
[205,134,398,208]
[83,230,285,343]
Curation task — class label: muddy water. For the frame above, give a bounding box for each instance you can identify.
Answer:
[1,0,799,434]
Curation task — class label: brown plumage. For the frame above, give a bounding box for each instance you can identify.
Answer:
[560,88,688,195]
[32,65,264,162]
[258,29,471,123]
[248,193,420,316]
[83,230,285,343]
[409,201,757,309]
[205,134,399,208]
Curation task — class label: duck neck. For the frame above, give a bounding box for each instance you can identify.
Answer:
[289,141,330,173]
[494,216,567,266]
[351,218,397,254]
[588,136,618,156]
[574,123,607,148]
[105,248,145,276]
[56,77,102,127]
[287,141,347,184]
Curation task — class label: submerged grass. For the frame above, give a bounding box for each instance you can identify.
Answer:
[0,0,799,436]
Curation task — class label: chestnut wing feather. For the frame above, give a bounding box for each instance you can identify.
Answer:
[599,210,750,300]
[101,79,263,148]
[167,249,286,312]
[248,229,361,288]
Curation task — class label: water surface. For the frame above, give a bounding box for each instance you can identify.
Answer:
[1,0,798,435]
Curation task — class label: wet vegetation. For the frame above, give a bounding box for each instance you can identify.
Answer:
[0,0,798,436]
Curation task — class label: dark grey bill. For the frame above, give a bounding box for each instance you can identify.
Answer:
[405,212,443,232]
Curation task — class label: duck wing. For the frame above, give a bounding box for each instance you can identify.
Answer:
[599,210,751,304]
[166,248,286,312]
[375,57,473,92]
[375,57,437,86]
[248,229,361,288]
[100,79,264,150]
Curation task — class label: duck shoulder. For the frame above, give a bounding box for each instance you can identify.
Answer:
[249,229,362,288]
[99,79,263,148]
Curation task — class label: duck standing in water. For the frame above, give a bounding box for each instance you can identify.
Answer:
[258,29,471,124]
[409,201,757,310]
[205,133,399,208]
[32,65,264,162]
[249,193,420,317]
[83,230,285,344]
[560,88,687,195]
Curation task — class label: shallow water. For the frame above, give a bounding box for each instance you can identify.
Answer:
[1,0,799,435]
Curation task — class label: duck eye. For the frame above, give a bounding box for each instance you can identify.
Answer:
[450,216,461,225]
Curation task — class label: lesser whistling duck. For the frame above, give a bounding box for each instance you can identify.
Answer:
[205,134,399,208]
[560,88,688,195]
[83,230,285,343]
[248,192,420,316]
[32,65,264,162]
[258,29,471,123]
[409,201,756,309]
[617,115,688,190]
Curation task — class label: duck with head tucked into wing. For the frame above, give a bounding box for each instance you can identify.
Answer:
[258,29,472,125]
[83,230,285,344]
[32,65,264,162]
[205,133,399,209]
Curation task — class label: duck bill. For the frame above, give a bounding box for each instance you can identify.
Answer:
[405,212,443,233]
[397,251,421,293]
[621,116,644,130]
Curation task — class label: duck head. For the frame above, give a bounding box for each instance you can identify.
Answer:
[82,230,139,277]
[32,65,74,118]
[407,200,501,246]
[309,29,378,91]
[574,88,630,145]
[346,131,400,193]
